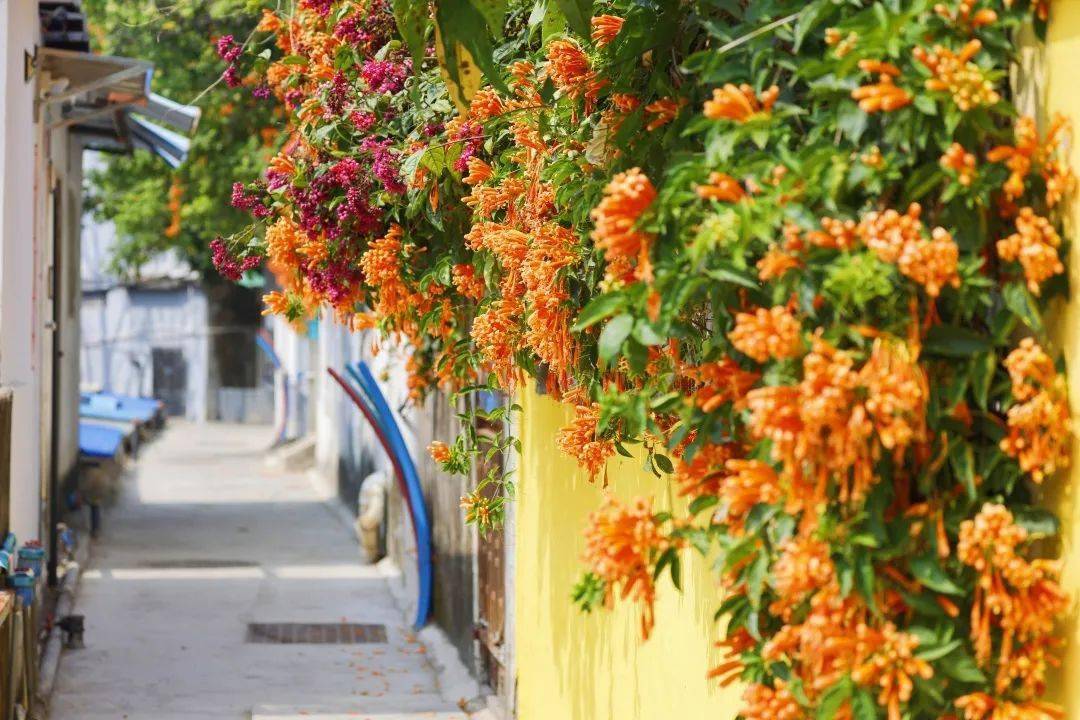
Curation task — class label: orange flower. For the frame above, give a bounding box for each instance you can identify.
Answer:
[852,65,912,113]
[859,338,928,451]
[935,2,998,31]
[471,297,524,389]
[728,306,803,363]
[463,157,493,185]
[468,88,505,122]
[757,246,801,281]
[959,504,1069,686]
[740,682,805,720]
[955,693,1065,720]
[1001,387,1070,483]
[719,459,782,532]
[696,172,747,202]
[851,624,933,720]
[858,203,924,263]
[452,263,487,301]
[683,356,760,412]
[941,142,977,185]
[547,39,606,104]
[590,14,624,47]
[996,208,1063,295]
[914,40,1000,111]
[1004,338,1058,401]
[807,216,859,250]
[896,227,961,297]
[582,495,673,640]
[427,441,452,463]
[590,168,657,282]
[770,536,834,619]
[256,8,284,32]
[643,97,681,131]
[673,442,740,497]
[556,387,615,480]
[704,84,779,122]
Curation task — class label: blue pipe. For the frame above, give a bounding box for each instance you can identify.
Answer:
[346,362,433,629]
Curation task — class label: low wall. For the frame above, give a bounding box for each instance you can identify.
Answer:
[514,389,741,719]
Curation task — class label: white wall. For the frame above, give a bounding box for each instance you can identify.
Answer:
[0,2,45,541]
[80,286,209,421]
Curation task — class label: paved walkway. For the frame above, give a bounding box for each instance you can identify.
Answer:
[50,421,465,720]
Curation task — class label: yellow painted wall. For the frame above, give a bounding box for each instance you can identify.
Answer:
[514,390,742,720]
[1045,2,1080,713]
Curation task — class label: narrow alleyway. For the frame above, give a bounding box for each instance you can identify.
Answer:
[50,422,466,720]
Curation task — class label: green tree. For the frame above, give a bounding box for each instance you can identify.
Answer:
[84,0,273,278]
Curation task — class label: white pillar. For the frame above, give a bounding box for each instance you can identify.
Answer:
[0,3,44,541]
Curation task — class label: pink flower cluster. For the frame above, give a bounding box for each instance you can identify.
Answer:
[360,58,411,95]
[210,238,260,281]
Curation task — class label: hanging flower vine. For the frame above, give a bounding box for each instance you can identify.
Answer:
[212,0,1074,717]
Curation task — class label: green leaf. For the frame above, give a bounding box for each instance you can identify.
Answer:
[1003,281,1044,332]
[949,442,977,501]
[551,0,591,37]
[688,495,719,516]
[573,292,628,330]
[706,266,760,290]
[923,325,992,358]
[598,314,633,364]
[1013,506,1060,538]
[909,555,964,595]
[852,688,876,720]
[393,0,431,69]
[817,678,853,720]
[653,454,675,474]
[970,351,995,411]
[940,650,987,683]
[434,0,508,107]
[916,639,962,662]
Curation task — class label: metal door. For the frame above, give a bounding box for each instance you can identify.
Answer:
[151,348,187,416]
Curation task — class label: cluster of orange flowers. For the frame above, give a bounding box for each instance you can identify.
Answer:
[590,167,657,283]
[958,504,1068,700]
[747,336,928,508]
[1000,339,1071,482]
[852,60,912,113]
[703,84,779,122]
[987,115,1075,206]
[728,305,803,363]
[556,387,615,481]
[857,203,961,297]
[914,39,1000,110]
[581,495,679,639]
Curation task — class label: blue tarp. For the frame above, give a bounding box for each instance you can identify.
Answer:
[80,392,160,423]
[79,422,125,459]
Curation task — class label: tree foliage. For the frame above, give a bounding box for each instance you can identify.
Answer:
[84,0,275,278]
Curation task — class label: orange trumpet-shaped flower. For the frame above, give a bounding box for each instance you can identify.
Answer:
[643,97,681,131]
[590,167,657,282]
[913,40,1000,111]
[728,305,803,363]
[582,494,676,640]
[996,207,1064,295]
[556,387,615,481]
[427,441,452,463]
[852,73,912,113]
[590,14,624,47]
[941,142,977,186]
[696,172,747,202]
[703,84,779,122]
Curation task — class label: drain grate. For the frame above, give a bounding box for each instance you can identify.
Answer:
[139,559,259,569]
[246,622,388,644]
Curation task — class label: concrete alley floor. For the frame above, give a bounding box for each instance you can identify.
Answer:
[50,421,466,720]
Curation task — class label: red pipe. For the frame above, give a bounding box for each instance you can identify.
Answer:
[326,368,420,547]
